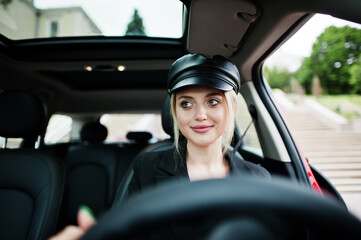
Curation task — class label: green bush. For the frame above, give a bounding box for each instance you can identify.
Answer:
[263,67,293,92]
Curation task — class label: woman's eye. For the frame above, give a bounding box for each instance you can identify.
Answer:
[181,101,192,108]
[208,98,219,106]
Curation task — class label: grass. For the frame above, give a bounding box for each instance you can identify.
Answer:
[307,95,361,121]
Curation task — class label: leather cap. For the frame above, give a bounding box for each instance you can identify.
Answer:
[167,53,240,94]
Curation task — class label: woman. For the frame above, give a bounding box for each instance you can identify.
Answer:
[128,53,269,195]
[51,53,270,240]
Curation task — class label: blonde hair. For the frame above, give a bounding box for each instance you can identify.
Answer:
[170,90,238,156]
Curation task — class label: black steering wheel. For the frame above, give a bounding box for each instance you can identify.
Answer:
[82,176,361,240]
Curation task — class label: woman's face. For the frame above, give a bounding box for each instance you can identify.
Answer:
[175,86,228,148]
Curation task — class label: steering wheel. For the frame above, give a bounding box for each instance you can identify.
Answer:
[82,176,361,240]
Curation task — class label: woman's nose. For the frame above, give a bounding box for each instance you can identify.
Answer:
[195,105,207,121]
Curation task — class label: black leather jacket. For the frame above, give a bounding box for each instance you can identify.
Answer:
[128,144,271,196]
[124,144,270,240]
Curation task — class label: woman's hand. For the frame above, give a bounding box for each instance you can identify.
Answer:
[50,206,96,240]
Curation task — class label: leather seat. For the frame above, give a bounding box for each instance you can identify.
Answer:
[61,121,122,226]
[141,94,174,152]
[0,90,65,240]
[112,95,174,207]
[60,119,154,227]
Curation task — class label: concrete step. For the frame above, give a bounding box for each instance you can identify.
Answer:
[275,95,361,196]
[307,151,361,157]
[331,178,361,185]
[299,145,361,151]
[321,171,361,179]
[335,185,361,193]
[312,163,361,171]
[309,157,361,163]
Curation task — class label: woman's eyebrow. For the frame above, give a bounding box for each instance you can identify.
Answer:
[177,95,193,100]
[177,92,223,100]
[206,92,223,97]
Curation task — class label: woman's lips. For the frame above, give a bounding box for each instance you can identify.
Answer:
[191,125,213,133]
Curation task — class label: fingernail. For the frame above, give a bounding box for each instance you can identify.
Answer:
[79,205,96,220]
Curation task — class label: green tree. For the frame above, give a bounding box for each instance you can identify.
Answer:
[296,26,361,94]
[349,57,361,94]
[295,57,313,93]
[263,67,293,92]
[1,0,13,9]
[126,9,146,36]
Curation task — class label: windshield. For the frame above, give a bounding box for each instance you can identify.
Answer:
[0,0,184,40]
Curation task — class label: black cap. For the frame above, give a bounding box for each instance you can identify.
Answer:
[167,53,240,94]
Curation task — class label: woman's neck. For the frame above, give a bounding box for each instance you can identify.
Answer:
[186,139,223,165]
[186,138,229,181]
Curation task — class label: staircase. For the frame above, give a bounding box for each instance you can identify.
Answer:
[277,100,361,193]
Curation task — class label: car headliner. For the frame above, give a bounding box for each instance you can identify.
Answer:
[0,0,361,116]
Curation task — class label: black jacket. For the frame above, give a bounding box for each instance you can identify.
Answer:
[128,145,270,195]
[126,145,270,239]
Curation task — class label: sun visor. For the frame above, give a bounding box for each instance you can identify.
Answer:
[187,0,259,58]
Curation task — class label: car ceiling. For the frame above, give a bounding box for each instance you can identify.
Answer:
[0,0,361,116]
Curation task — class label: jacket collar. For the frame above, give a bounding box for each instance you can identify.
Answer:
[158,139,188,175]
[156,141,189,186]
[227,148,257,175]
[156,142,251,181]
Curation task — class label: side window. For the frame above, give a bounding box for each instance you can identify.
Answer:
[100,114,169,143]
[0,137,22,149]
[235,95,262,156]
[264,14,361,218]
[2,114,73,147]
[44,114,73,144]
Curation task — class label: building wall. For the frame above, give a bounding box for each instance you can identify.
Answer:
[0,0,37,40]
[0,0,101,40]
[37,7,101,38]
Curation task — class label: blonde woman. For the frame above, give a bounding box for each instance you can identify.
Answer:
[51,53,270,240]
[128,53,270,194]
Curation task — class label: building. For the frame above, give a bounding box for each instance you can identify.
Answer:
[0,0,102,40]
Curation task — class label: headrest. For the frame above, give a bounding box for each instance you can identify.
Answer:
[126,131,152,143]
[161,95,174,137]
[167,53,240,94]
[80,121,108,142]
[0,90,46,139]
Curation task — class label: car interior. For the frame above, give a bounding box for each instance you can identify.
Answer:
[0,0,361,239]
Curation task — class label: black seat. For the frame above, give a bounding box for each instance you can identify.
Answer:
[0,90,65,240]
[141,94,174,152]
[112,95,174,207]
[60,118,154,227]
[60,121,121,226]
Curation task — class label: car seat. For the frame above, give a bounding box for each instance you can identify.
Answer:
[112,95,174,207]
[60,120,124,227]
[0,90,65,240]
[141,95,174,152]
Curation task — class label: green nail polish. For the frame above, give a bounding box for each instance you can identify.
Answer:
[79,205,96,219]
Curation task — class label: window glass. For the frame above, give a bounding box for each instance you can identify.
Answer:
[0,137,22,149]
[235,95,262,155]
[2,113,72,147]
[0,0,183,40]
[50,20,59,37]
[264,13,361,219]
[100,113,169,143]
[44,114,73,144]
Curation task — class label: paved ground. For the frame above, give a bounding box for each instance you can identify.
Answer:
[274,91,361,220]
